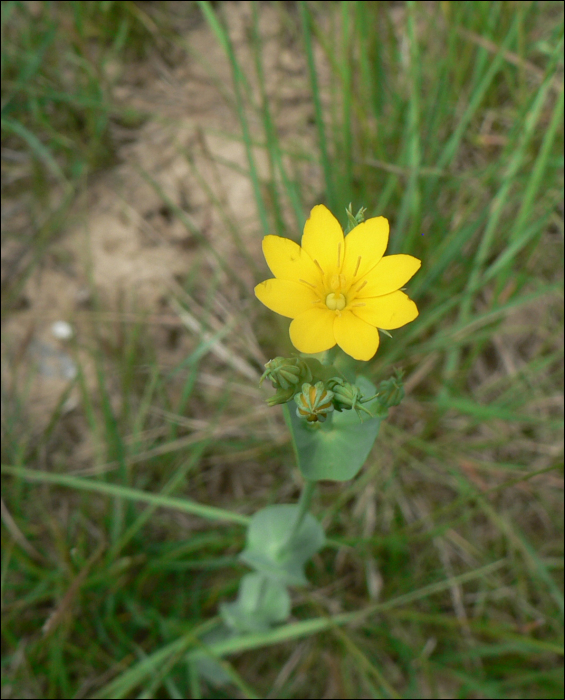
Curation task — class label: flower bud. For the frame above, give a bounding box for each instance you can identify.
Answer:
[376,369,405,409]
[327,377,377,420]
[260,357,312,391]
[345,203,367,233]
[294,382,334,423]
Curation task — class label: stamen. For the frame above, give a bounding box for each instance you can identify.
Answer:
[312,299,321,304]
[351,302,366,307]
[356,280,367,293]
[313,259,324,274]
[299,278,316,288]
[353,256,362,277]
[337,243,342,268]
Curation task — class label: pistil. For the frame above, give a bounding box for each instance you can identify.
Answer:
[325,292,346,311]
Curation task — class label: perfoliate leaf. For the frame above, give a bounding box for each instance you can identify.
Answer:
[284,375,383,481]
[240,505,325,586]
[220,573,291,633]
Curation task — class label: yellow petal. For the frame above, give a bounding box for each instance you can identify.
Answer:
[334,310,380,361]
[255,279,318,318]
[301,205,344,277]
[352,290,419,329]
[262,235,320,283]
[357,254,421,298]
[341,216,389,282]
[289,307,336,354]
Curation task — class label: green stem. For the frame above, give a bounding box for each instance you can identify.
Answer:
[287,479,316,544]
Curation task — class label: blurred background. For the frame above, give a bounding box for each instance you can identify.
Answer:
[1,2,563,698]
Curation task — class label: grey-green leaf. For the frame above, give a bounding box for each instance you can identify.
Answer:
[240,505,326,586]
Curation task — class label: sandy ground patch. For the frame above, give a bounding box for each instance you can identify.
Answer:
[1,2,325,443]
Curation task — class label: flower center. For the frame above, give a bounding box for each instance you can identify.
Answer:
[325,292,346,311]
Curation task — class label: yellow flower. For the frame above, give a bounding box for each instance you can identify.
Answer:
[254,205,421,361]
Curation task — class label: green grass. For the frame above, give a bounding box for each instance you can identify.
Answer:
[2,1,564,698]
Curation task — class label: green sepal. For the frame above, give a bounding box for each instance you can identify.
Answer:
[240,505,326,586]
[220,573,291,633]
[260,356,312,390]
[284,375,383,481]
[266,385,296,406]
[327,377,378,420]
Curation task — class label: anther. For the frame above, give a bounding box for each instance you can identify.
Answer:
[337,243,342,268]
[313,259,324,274]
[299,278,316,288]
[353,256,362,277]
[356,280,367,293]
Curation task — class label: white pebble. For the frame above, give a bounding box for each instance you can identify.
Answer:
[51,321,74,340]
